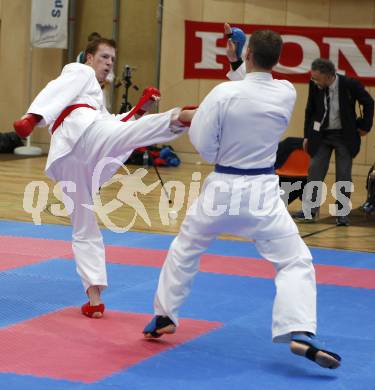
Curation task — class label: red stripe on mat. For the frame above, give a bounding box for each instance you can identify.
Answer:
[0,308,221,383]
[105,246,275,278]
[0,236,72,271]
[1,235,375,289]
[104,246,375,289]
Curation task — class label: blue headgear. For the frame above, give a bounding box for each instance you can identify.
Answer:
[227,27,246,60]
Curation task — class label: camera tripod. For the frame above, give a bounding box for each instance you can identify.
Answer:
[119,65,172,204]
[119,65,138,114]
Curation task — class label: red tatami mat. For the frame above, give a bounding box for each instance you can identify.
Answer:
[104,246,375,289]
[0,308,222,383]
[2,235,375,289]
[0,236,72,271]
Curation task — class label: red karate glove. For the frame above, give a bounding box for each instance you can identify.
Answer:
[142,86,161,100]
[13,114,42,138]
[121,86,161,122]
[138,87,161,116]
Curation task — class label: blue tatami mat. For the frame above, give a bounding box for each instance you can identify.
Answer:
[0,220,374,389]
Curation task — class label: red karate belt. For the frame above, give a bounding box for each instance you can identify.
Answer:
[51,104,96,134]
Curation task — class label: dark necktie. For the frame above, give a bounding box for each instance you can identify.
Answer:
[322,88,330,129]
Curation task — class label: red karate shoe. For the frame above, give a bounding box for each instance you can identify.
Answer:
[81,302,105,318]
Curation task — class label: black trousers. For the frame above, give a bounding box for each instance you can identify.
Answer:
[279,176,307,205]
[306,130,352,213]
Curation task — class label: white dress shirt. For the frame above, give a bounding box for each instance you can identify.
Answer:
[326,74,342,130]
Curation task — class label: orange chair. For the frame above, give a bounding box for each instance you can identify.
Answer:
[275,149,310,178]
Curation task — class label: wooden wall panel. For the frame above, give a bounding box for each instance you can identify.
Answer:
[329,0,374,27]
[286,0,329,26]
[75,0,112,56]
[1,0,374,171]
[71,0,160,114]
[159,0,203,101]
[113,0,159,113]
[328,0,375,169]
[158,79,201,161]
[0,0,31,132]
[243,0,287,25]
[203,0,244,22]
[159,0,203,156]
[159,0,375,171]
[284,1,330,150]
[0,0,160,148]
[0,1,65,143]
[0,1,65,150]
[31,48,65,147]
[288,84,307,137]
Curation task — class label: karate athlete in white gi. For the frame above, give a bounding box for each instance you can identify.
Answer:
[143,28,341,370]
[14,37,195,319]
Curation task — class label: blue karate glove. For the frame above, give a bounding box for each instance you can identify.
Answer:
[226,27,246,60]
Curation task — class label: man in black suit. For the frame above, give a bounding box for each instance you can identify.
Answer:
[293,58,374,226]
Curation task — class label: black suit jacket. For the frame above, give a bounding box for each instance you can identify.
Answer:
[304,74,374,157]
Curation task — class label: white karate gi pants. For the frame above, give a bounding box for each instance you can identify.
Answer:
[48,110,183,292]
[153,172,317,343]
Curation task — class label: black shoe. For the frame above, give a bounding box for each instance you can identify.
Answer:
[362,201,374,215]
[336,215,350,226]
[292,210,317,223]
[290,333,341,369]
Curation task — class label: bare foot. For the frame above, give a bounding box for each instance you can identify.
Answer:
[86,286,103,318]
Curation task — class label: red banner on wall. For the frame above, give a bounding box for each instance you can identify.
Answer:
[184,20,375,85]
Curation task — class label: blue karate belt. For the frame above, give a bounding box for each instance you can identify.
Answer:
[215,165,275,175]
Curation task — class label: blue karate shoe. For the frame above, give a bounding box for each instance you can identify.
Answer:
[227,27,246,60]
[290,333,341,369]
[143,315,176,339]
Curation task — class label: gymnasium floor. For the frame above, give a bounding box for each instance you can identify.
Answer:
[1,156,375,389]
[0,217,374,389]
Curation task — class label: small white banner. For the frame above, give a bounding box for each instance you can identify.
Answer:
[30,0,69,48]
